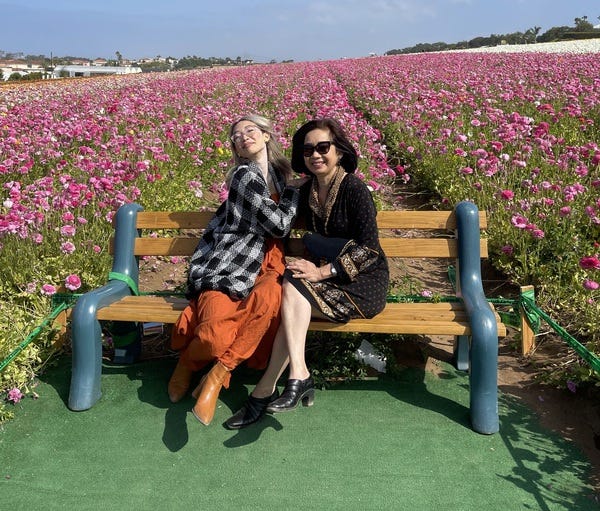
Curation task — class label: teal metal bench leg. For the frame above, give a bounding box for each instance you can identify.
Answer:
[453,335,470,371]
[467,310,499,434]
[69,281,130,410]
[68,202,142,411]
[455,201,499,435]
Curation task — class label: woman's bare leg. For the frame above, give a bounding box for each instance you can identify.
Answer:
[251,280,312,397]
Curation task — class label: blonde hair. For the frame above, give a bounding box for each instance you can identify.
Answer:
[226,114,292,186]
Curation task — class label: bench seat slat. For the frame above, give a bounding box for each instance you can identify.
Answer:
[96,296,506,337]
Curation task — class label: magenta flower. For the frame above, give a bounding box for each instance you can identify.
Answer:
[579,256,600,270]
[566,380,577,393]
[501,245,514,256]
[500,189,514,201]
[583,279,599,291]
[7,387,24,403]
[65,274,82,291]
[41,284,57,296]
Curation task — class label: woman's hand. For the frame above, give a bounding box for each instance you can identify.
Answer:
[287,258,324,282]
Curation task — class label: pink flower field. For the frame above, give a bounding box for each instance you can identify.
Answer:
[1,50,599,399]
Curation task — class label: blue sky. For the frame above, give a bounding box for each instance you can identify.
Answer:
[2,0,598,62]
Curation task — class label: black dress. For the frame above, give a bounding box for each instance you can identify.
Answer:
[286,171,389,322]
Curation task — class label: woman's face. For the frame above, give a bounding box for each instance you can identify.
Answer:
[303,128,340,179]
[231,120,269,160]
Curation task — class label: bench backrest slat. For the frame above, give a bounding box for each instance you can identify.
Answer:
[117,235,487,259]
[134,211,215,229]
[132,210,487,230]
[109,209,488,259]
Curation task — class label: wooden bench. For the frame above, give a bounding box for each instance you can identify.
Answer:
[69,200,515,434]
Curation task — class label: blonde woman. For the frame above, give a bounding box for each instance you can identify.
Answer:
[168,114,306,426]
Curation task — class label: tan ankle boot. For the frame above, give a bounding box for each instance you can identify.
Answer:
[167,360,193,403]
[192,361,229,425]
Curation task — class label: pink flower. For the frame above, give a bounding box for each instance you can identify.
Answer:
[500,189,514,201]
[579,256,600,270]
[559,207,571,217]
[531,229,545,239]
[583,279,599,291]
[7,387,24,403]
[93,245,102,253]
[566,380,577,393]
[41,284,57,296]
[460,166,474,175]
[60,242,76,254]
[65,274,82,291]
[421,289,433,298]
[60,225,76,237]
[511,215,528,229]
[501,245,514,255]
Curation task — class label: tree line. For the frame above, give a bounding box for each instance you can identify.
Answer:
[386,15,600,55]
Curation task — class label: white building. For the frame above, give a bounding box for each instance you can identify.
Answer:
[52,65,142,78]
[0,60,45,80]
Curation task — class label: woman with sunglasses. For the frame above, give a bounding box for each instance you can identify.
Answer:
[168,114,307,426]
[225,118,389,429]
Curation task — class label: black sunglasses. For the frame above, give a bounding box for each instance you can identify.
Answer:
[303,141,333,157]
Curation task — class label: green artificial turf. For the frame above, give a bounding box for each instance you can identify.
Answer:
[0,356,596,510]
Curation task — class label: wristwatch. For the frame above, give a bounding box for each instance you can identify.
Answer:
[330,265,337,277]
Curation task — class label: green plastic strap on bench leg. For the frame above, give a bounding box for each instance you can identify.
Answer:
[108,272,139,296]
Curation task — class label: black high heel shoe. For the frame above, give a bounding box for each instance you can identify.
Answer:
[223,389,279,430]
[266,376,315,413]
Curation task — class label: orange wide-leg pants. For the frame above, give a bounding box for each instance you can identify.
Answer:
[170,239,285,389]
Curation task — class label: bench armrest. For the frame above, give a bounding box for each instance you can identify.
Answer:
[69,280,132,410]
[110,202,144,285]
[454,201,494,316]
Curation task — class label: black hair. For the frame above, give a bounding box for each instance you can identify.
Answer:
[290,118,358,174]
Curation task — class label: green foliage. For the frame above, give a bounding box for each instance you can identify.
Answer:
[305,332,367,386]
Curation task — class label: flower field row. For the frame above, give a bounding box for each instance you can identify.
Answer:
[326,52,599,342]
[1,50,599,414]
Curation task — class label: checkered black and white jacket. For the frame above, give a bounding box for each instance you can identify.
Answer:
[186,161,299,300]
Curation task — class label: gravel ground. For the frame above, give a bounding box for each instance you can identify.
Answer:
[446,38,600,54]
